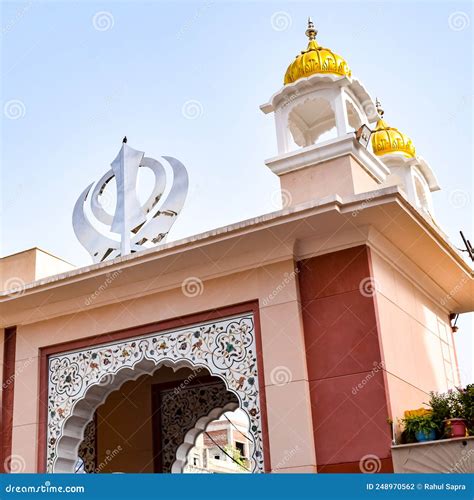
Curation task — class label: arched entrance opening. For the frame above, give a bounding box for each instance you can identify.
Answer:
[45,313,265,473]
[76,366,252,473]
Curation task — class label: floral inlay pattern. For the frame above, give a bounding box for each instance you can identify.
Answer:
[47,314,264,472]
[160,381,238,472]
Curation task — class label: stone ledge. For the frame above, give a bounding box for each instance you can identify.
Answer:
[392,436,474,473]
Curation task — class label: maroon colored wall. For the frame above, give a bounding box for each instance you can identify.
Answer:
[298,246,393,473]
[2,327,17,473]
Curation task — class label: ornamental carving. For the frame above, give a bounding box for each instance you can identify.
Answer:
[47,314,264,472]
[160,381,238,472]
[78,419,96,473]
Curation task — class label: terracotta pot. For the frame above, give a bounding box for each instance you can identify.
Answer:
[444,418,467,438]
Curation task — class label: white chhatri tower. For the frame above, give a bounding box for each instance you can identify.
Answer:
[260,18,440,219]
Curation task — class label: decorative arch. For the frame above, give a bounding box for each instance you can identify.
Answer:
[345,97,365,132]
[46,314,264,473]
[287,96,336,147]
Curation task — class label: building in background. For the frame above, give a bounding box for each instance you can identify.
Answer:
[184,410,251,473]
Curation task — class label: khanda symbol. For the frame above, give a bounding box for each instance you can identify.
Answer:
[73,139,188,263]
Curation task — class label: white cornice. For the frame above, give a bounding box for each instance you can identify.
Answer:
[415,157,441,192]
[264,135,390,183]
[260,74,378,122]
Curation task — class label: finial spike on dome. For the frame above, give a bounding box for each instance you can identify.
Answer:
[284,18,351,84]
[305,17,317,40]
[375,98,384,118]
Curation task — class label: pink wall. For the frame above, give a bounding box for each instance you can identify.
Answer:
[298,246,393,473]
[370,250,459,429]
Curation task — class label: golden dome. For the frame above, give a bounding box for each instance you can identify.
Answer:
[284,18,351,85]
[371,100,416,158]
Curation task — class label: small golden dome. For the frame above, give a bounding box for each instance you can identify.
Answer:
[371,99,416,158]
[284,18,351,85]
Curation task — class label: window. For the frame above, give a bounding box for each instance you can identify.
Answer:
[235,441,245,458]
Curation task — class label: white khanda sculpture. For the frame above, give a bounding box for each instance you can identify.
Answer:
[73,138,188,262]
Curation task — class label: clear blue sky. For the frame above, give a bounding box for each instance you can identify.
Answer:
[1,0,472,382]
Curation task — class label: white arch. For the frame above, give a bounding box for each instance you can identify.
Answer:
[287,95,337,147]
[344,97,365,131]
[60,359,203,473]
[47,314,264,473]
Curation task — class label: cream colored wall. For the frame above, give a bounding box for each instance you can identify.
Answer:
[371,250,459,426]
[0,250,36,289]
[0,248,75,290]
[34,249,75,281]
[10,260,316,473]
[350,157,381,194]
[10,349,38,473]
[279,155,379,206]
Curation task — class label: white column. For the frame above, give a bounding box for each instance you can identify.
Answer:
[275,107,292,154]
[333,90,351,138]
[404,168,417,206]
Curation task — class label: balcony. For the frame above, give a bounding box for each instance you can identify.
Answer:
[392,436,474,473]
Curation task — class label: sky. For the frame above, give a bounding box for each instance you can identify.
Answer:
[1,0,473,381]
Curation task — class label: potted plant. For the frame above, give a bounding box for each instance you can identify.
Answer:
[444,389,467,438]
[401,410,438,442]
[458,384,474,436]
[428,391,451,438]
[428,388,468,438]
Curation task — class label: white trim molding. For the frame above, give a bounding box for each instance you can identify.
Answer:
[265,135,390,184]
